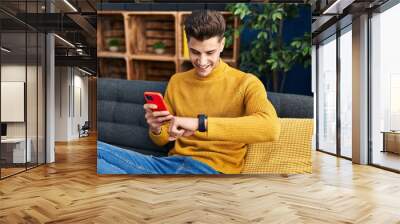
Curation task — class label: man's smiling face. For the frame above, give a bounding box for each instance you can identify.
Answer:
[188,36,225,77]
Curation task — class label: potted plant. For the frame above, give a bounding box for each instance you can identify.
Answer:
[226,3,311,92]
[153,41,166,54]
[107,38,121,52]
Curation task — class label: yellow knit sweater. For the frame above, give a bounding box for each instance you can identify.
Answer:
[149,60,280,174]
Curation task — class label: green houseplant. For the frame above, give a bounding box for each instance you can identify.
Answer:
[226,3,311,92]
[107,38,121,52]
[153,41,166,54]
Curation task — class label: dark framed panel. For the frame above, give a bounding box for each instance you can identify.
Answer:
[314,18,353,161]
[0,0,47,180]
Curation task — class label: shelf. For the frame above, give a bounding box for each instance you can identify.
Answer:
[131,54,176,61]
[97,51,126,58]
[97,14,126,53]
[98,58,127,79]
[127,14,177,56]
[131,60,176,81]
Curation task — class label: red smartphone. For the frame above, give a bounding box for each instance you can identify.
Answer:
[144,92,168,112]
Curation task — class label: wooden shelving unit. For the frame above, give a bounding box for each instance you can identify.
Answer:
[131,60,176,81]
[98,12,126,53]
[98,58,127,79]
[97,11,239,80]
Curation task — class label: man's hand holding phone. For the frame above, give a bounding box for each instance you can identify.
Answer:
[144,92,173,135]
[144,92,196,140]
[143,104,173,135]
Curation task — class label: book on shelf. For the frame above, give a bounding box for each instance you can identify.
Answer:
[182,26,190,59]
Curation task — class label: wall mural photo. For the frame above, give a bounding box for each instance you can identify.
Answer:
[96,2,313,175]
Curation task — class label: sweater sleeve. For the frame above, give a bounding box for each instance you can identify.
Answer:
[149,123,170,146]
[149,81,175,146]
[206,75,280,143]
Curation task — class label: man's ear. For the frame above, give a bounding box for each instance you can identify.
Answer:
[220,37,225,52]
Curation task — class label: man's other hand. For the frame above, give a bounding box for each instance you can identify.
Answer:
[168,117,197,141]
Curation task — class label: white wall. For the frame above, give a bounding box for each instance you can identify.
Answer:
[1,64,46,164]
[55,66,69,141]
[54,67,89,141]
[1,65,26,139]
[73,72,89,138]
[1,64,26,81]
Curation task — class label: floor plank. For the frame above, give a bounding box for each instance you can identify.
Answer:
[1,135,400,223]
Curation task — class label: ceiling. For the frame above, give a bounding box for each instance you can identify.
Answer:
[0,0,96,14]
[311,0,390,42]
[1,32,45,65]
[1,0,394,73]
[0,0,97,73]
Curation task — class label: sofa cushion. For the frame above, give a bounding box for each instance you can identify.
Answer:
[97,78,172,154]
[242,118,313,174]
[267,92,313,118]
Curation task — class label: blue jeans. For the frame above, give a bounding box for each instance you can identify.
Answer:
[97,141,220,174]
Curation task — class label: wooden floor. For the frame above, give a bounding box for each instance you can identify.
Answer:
[1,167,26,178]
[1,163,45,178]
[1,135,400,224]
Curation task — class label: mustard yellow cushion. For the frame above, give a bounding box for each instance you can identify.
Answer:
[242,118,313,174]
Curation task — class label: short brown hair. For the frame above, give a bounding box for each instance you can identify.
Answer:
[184,10,226,41]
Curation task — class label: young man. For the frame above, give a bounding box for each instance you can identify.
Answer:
[98,10,280,174]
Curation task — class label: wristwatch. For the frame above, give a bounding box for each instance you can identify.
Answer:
[197,114,207,132]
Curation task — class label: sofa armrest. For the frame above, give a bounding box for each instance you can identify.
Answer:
[242,118,314,174]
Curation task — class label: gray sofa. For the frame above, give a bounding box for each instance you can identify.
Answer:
[97,78,313,156]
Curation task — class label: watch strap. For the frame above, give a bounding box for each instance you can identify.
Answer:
[197,114,207,132]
